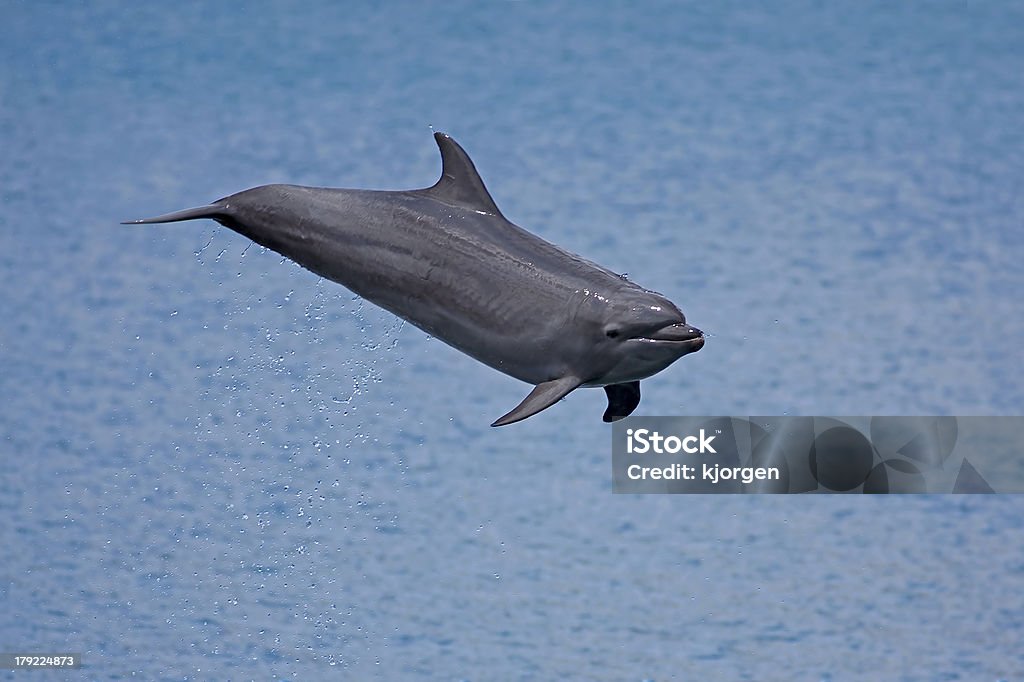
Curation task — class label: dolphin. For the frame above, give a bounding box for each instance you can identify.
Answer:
[125,133,704,426]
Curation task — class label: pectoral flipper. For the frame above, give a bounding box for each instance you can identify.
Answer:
[602,381,641,422]
[491,376,582,427]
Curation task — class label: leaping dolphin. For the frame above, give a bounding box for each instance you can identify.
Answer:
[125,133,704,426]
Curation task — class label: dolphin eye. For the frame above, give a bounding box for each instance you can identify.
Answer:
[606,328,620,339]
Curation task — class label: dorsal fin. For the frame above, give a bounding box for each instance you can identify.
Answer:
[422,132,504,217]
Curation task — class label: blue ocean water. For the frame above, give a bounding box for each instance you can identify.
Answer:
[1,1,1023,679]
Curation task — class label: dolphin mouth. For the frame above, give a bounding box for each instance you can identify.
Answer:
[639,323,705,351]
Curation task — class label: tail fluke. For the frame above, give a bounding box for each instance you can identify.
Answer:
[121,204,226,225]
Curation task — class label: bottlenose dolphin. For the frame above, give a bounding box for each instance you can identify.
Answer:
[125,133,704,426]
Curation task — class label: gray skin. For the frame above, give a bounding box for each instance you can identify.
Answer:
[125,133,704,426]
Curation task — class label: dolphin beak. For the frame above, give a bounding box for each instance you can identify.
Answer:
[645,323,705,350]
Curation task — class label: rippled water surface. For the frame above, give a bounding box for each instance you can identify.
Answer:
[2,2,1023,679]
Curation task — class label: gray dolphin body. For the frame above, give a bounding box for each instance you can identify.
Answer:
[126,133,704,426]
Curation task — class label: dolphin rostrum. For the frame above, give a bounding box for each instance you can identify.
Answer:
[125,133,704,426]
